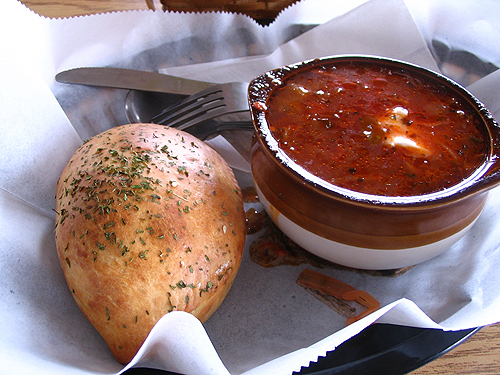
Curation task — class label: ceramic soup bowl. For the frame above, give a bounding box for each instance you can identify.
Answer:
[248,55,500,270]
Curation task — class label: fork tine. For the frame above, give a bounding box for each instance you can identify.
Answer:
[150,86,224,124]
[173,107,239,131]
[149,81,250,129]
[153,94,226,127]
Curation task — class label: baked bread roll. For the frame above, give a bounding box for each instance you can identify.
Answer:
[55,123,246,364]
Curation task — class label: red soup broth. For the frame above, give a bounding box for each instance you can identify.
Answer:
[264,62,488,197]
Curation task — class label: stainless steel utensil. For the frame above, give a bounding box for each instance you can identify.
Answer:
[57,67,254,140]
[176,118,254,140]
[149,81,251,130]
[125,90,188,123]
[124,82,253,140]
[55,67,214,95]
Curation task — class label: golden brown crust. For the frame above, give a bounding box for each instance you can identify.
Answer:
[55,124,245,364]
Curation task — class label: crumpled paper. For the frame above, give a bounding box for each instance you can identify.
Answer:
[1,0,500,374]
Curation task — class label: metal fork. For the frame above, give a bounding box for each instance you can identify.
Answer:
[149,81,252,132]
[180,118,254,140]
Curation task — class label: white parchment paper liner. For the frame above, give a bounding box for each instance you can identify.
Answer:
[1,0,500,374]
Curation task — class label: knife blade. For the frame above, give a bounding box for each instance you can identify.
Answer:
[55,67,214,96]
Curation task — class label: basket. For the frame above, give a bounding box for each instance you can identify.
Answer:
[146,0,299,21]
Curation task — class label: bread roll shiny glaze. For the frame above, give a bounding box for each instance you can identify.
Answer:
[55,123,245,364]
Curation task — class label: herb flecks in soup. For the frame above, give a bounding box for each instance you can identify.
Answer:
[264,62,488,196]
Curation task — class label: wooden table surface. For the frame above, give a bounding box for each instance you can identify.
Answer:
[20,0,500,373]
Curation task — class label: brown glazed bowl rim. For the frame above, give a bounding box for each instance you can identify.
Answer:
[248,54,500,208]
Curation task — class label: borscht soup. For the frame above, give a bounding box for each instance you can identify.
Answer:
[263,60,488,197]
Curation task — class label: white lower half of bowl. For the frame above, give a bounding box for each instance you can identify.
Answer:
[254,182,478,270]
